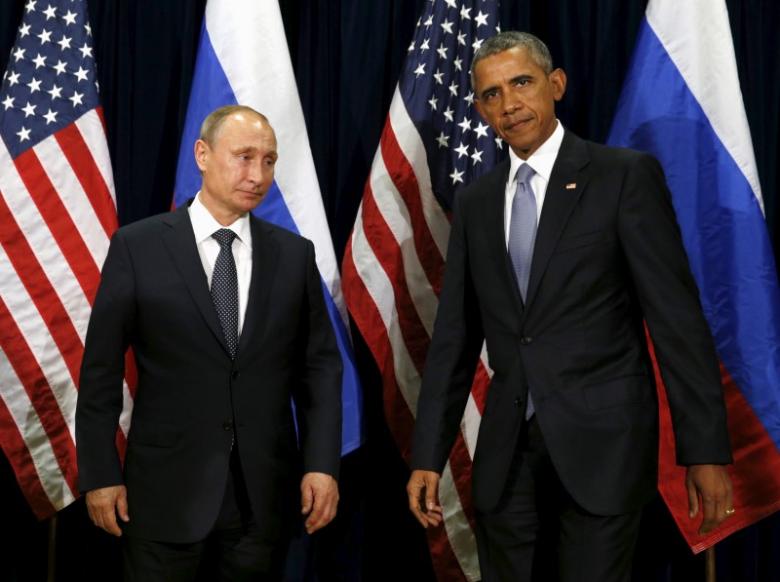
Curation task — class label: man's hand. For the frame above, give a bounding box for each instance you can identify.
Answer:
[407,470,443,528]
[85,485,129,537]
[300,472,339,534]
[686,464,734,534]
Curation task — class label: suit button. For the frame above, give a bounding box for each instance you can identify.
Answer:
[222,421,233,431]
[514,397,522,407]
[231,370,240,380]
[520,336,533,345]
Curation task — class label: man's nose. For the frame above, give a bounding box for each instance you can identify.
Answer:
[247,161,269,186]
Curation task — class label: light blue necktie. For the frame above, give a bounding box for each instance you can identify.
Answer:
[508,163,537,419]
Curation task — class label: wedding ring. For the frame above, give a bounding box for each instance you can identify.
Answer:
[724,508,736,516]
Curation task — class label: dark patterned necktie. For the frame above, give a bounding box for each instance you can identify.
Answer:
[210,229,239,359]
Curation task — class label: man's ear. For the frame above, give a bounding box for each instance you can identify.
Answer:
[550,68,567,102]
[474,98,487,122]
[194,139,209,173]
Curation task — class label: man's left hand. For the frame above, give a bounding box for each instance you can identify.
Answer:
[686,464,734,534]
[300,472,339,534]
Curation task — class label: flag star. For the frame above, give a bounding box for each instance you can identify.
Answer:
[414,63,426,77]
[19,23,31,37]
[27,77,42,93]
[443,106,454,122]
[13,47,25,62]
[43,108,58,124]
[7,71,20,86]
[57,35,72,50]
[73,66,89,82]
[95,79,100,91]
[424,15,433,27]
[420,38,430,51]
[47,83,62,98]
[63,9,77,25]
[496,24,502,34]
[440,19,454,35]
[471,149,483,165]
[53,60,67,75]
[448,80,459,96]
[464,91,475,105]
[475,10,489,27]
[460,6,472,20]
[24,0,36,13]
[444,0,457,8]
[435,132,450,148]
[428,96,438,111]
[474,122,489,138]
[454,142,469,158]
[472,37,484,52]
[22,101,37,117]
[450,167,465,184]
[416,17,421,27]
[457,117,472,133]
[79,43,93,59]
[408,40,415,52]
[454,56,463,71]
[84,22,92,36]
[37,28,52,44]
[457,32,466,46]
[43,4,57,19]
[17,126,31,142]
[436,44,448,59]
[495,136,504,150]
[2,95,14,110]
[33,53,46,68]
[69,90,84,107]
[433,69,444,85]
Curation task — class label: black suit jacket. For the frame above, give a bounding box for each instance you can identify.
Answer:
[76,204,342,543]
[412,131,731,515]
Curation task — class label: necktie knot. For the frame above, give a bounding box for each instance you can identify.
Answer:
[212,228,237,249]
[515,163,535,189]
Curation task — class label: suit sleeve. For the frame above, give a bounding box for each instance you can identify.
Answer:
[617,153,732,465]
[76,229,136,492]
[411,192,484,472]
[293,240,343,479]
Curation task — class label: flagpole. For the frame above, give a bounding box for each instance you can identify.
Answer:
[47,515,57,582]
[705,546,716,582]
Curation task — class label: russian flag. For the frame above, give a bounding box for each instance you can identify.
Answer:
[173,0,363,455]
[608,0,780,551]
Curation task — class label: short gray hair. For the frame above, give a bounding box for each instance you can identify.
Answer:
[470,31,554,90]
[199,105,270,145]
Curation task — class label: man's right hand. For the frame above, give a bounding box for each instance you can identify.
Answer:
[407,470,443,528]
[85,485,129,537]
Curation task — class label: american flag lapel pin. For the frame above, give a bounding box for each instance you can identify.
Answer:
[565,182,577,190]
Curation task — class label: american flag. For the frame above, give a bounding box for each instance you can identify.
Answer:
[0,0,132,519]
[342,1,501,579]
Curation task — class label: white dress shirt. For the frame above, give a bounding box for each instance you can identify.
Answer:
[188,193,252,335]
[504,120,566,247]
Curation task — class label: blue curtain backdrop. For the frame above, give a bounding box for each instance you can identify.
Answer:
[1,1,778,580]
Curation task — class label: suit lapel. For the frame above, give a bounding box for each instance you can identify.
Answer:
[483,159,526,314]
[237,217,279,357]
[161,205,229,355]
[525,131,590,309]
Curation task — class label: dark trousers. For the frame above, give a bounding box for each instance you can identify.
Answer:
[123,449,288,582]
[475,418,642,582]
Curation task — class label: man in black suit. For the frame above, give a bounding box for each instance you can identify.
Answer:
[76,105,342,581]
[407,32,734,581]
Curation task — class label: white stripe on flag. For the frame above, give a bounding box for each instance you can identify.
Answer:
[74,110,118,204]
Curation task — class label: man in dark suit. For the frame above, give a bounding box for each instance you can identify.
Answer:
[407,32,734,581]
[76,105,342,581]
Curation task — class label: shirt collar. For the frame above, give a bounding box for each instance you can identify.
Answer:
[507,119,565,185]
[189,192,251,245]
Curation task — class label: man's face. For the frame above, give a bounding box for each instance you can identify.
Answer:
[194,112,278,222]
[473,47,566,160]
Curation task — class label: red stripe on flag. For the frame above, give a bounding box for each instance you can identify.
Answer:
[14,149,102,303]
[0,194,85,384]
[0,396,58,519]
[380,122,446,293]
[0,298,79,499]
[55,123,119,238]
[360,187,432,372]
